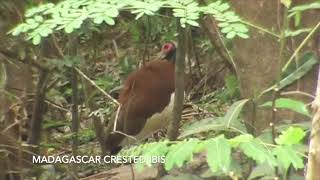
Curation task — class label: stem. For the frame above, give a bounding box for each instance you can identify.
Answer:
[271,5,289,178]
[241,20,281,39]
[282,21,320,72]
[168,20,186,140]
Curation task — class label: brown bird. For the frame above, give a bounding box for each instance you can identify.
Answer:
[105,42,176,154]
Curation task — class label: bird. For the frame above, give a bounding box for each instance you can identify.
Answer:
[105,42,176,154]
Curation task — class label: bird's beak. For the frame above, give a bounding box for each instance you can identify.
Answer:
[157,51,166,59]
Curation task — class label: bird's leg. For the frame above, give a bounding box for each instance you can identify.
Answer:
[152,128,167,141]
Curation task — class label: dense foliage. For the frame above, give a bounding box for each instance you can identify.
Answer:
[9,0,249,44]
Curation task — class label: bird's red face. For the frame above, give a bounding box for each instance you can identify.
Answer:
[159,42,176,60]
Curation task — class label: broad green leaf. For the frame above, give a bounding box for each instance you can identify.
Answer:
[260,98,310,117]
[261,52,318,94]
[165,139,198,171]
[206,136,231,172]
[275,127,306,145]
[273,146,304,170]
[224,99,249,127]
[239,139,277,167]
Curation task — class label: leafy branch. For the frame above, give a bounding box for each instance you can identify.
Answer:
[9,0,250,45]
[119,127,306,176]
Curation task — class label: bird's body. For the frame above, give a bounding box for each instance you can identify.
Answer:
[105,43,176,153]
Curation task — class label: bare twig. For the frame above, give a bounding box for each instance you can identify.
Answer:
[281,90,315,99]
[74,67,119,105]
[129,164,135,180]
[112,40,119,60]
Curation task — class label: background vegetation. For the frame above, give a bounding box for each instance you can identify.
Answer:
[0,0,319,179]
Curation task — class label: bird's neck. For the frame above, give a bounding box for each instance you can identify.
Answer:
[164,51,176,63]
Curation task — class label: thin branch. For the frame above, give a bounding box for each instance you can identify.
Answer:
[282,21,320,72]
[112,40,119,60]
[74,67,119,105]
[241,20,280,39]
[281,90,315,99]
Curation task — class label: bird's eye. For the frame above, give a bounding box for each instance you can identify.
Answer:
[163,44,170,50]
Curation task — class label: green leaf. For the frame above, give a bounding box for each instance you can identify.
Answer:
[261,52,318,94]
[65,24,74,33]
[34,15,44,22]
[281,0,292,8]
[294,12,302,27]
[180,18,187,28]
[260,98,310,117]
[275,127,306,146]
[108,8,119,17]
[206,136,231,172]
[226,31,236,39]
[223,99,249,127]
[248,163,275,180]
[103,16,115,26]
[135,11,145,20]
[186,20,199,27]
[140,141,169,168]
[221,26,232,33]
[32,34,41,45]
[288,2,320,17]
[285,28,311,37]
[273,146,304,170]
[216,3,230,12]
[237,32,249,39]
[93,17,104,24]
[179,116,247,139]
[218,22,229,27]
[179,117,223,138]
[25,3,55,17]
[229,134,253,147]
[232,23,248,33]
[165,139,198,171]
[239,139,277,167]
